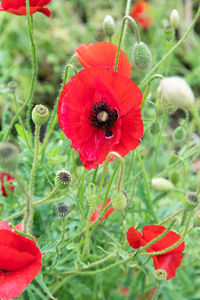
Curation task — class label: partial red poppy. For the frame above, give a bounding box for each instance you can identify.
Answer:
[120,287,129,296]
[130,1,153,29]
[57,67,143,169]
[90,198,114,225]
[75,42,131,77]
[127,225,185,280]
[0,0,51,17]
[0,221,42,300]
[0,172,14,197]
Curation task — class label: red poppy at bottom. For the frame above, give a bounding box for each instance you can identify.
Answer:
[0,172,14,197]
[127,225,185,280]
[90,198,114,225]
[0,221,42,300]
[57,67,143,170]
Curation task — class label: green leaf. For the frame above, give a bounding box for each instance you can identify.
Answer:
[34,273,56,300]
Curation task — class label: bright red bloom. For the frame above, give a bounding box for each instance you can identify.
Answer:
[130,1,153,29]
[0,221,42,300]
[57,67,143,169]
[127,225,185,280]
[75,42,131,77]
[90,198,114,225]
[0,0,51,17]
[0,172,14,197]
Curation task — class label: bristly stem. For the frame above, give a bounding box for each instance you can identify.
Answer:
[152,283,161,300]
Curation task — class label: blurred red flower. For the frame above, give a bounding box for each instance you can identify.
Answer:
[57,67,143,169]
[0,172,14,197]
[0,221,42,300]
[75,42,131,77]
[0,0,51,17]
[127,225,185,280]
[90,198,114,225]
[130,1,153,29]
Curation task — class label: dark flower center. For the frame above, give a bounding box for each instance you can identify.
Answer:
[89,101,118,138]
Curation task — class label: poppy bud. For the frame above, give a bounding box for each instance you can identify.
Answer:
[193,210,200,227]
[173,127,185,142]
[56,205,70,218]
[32,104,49,125]
[158,77,195,110]
[0,142,19,170]
[185,192,198,210]
[170,170,180,185]
[103,15,115,38]
[154,269,167,282]
[7,81,18,91]
[150,121,160,135]
[131,42,152,71]
[169,153,179,165]
[111,191,127,211]
[163,24,173,41]
[55,170,72,189]
[170,9,180,29]
[152,178,174,193]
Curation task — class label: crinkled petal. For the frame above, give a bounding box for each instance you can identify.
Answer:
[90,198,114,225]
[126,227,146,249]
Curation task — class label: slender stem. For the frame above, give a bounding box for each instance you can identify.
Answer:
[136,149,158,223]
[152,283,161,300]
[139,6,200,88]
[159,208,183,225]
[80,168,86,210]
[104,162,119,201]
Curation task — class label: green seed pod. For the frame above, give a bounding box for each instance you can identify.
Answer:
[0,143,19,170]
[56,205,70,218]
[150,121,160,136]
[170,9,180,29]
[185,192,198,210]
[131,42,152,71]
[170,170,180,185]
[32,104,49,125]
[103,15,115,38]
[152,178,174,193]
[55,170,72,189]
[173,127,185,142]
[111,191,127,211]
[154,269,167,282]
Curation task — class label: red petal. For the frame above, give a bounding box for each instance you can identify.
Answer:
[89,198,114,225]
[0,172,14,197]
[126,227,145,249]
[75,42,131,77]
[130,1,153,29]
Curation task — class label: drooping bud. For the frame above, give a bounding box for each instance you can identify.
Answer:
[56,205,70,218]
[150,121,160,136]
[170,9,180,29]
[152,178,174,193]
[0,143,19,170]
[7,81,18,91]
[154,269,167,282]
[103,15,115,38]
[173,127,185,142]
[158,77,195,110]
[185,192,198,210]
[32,104,49,125]
[131,42,152,71]
[111,191,127,211]
[55,170,72,189]
[170,170,180,185]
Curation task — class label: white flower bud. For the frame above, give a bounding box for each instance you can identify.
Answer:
[103,15,115,38]
[152,178,174,192]
[170,9,180,29]
[158,77,195,110]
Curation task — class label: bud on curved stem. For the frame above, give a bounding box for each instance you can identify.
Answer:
[103,15,115,39]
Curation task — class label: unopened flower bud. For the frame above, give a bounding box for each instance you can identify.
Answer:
[170,9,180,29]
[152,178,174,193]
[170,170,180,185]
[7,81,17,91]
[154,269,167,282]
[56,205,70,218]
[103,15,115,38]
[0,143,19,170]
[32,104,49,125]
[111,191,127,211]
[55,170,72,189]
[185,192,198,210]
[173,127,185,142]
[131,42,152,71]
[169,153,179,165]
[163,24,173,41]
[150,121,160,135]
[158,77,195,110]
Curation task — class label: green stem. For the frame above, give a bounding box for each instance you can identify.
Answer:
[139,6,200,88]
[136,149,158,223]
[152,283,161,300]
[159,208,183,226]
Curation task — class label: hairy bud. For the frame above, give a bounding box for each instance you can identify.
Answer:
[170,170,180,185]
[131,42,152,71]
[103,15,115,38]
[170,9,180,29]
[152,178,174,193]
[173,127,185,142]
[111,191,127,211]
[0,143,19,170]
[150,121,160,136]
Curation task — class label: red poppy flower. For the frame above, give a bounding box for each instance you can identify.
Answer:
[57,67,143,169]
[90,198,114,225]
[0,172,14,197]
[75,42,131,77]
[0,221,42,300]
[0,0,51,17]
[130,1,153,29]
[127,225,185,280]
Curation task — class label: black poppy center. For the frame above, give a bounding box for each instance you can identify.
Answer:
[89,101,118,138]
